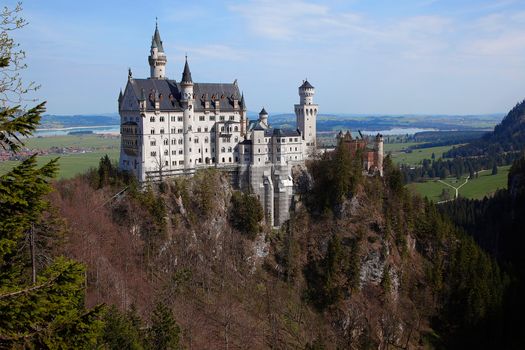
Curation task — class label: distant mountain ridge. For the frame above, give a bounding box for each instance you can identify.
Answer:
[39,114,120,129]
[39,112,503,132]
[445,100,525,157]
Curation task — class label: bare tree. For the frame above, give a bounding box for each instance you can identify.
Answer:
[0,2,40,106]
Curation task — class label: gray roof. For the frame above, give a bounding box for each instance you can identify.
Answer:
[182,59,192,83]
[264,128,301,137]
[300,80,314,89]
[259,107,268,115]
[151,24,164,52]
[126,78,242,112]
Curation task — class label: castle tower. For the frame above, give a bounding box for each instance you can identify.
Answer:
[294,80,317,157]
[148,22,167,79]
[375,133,384,176]
[258,107,269,128]
[240,93,247,136]
[181,57,194,170]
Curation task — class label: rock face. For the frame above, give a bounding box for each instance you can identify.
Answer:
[53,161,447,349]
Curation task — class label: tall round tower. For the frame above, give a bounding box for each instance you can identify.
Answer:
[181,57,194,170]
[148,22,167,79]
[294,79,318,157]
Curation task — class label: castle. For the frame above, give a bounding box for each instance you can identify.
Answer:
[118,24,381,226]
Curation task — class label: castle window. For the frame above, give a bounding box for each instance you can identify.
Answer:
[178,128,183,133]
[197,127,201,132]
[229,116,234,121]
[205,127,209,132]
[165,161,168,166]
[171,128,176,133]
[164,150,168,155]
[205,137,209,143]
[221,147,225,152]
[171,139,176,145]
[228,147,232,152]
[163,139,168,145]
[229,157,232,162]
[179,150,183,154]
[172,161,176,166]
[220,116,225,121]
[295,147,298,151]
[294,138,298,142]
[220,126,224,132]
[160,128,165,134]
[160,116,165,122]
[199,116,205,121]
[150,116,155,122]
[178,116,183,122]
[222,157,225,163]
[150,140,156,146]
[234,137,238,142]
[171,116,176,122]
[179,160,184,165]
[234,126,238,132]
[281,138,285,143]
[150,151,156,156]
[151,129,155,134]
[172,150,176,155]
[194,138,199,144]
[209,115,215,121]
[289,138,292,142]
[178,139,183,144]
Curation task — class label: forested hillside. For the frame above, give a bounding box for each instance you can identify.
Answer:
[20,147,506,349]
[445,100,525,158]
[439,154,525,350]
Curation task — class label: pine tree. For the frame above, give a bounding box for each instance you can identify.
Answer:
[0,5,103,347]
[492,163,498,175]
[147,302,181,350]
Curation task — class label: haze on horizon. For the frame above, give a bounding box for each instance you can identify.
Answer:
[8,0,525,116]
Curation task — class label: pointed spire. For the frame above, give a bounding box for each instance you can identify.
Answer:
[118,88,123,100]
[259,107,268,115]
[151,20,164,52]
[181,55,193,83]
[240,92,246,110]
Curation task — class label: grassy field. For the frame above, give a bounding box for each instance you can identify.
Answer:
[23,134,119,150]
[0,150,120,179]
[407,165,511,202]
[389,144,462,166]
[383,142,422,153]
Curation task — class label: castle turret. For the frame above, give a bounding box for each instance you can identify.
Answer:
[294,79,318,157]
[148,22,167,79]
[181,56,194,170]
[240,92,247,136]
[258,107,269,128]
[375,133,384,176]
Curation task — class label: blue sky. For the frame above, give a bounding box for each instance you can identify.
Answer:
[8,0,525,115]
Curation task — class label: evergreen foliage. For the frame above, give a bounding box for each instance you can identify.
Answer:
[229,191,263,239]
[0,5,104,347]
[147,302,181,350]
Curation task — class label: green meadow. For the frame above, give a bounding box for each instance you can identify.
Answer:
[1,135,120,179]
[407,165,511,202]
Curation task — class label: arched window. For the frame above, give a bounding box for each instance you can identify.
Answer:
[163,139,168,145]
[221,147,225,152]
[150,116,155,122]
[160,128,165,134]
[234,126,238,132]
[150,129,155,134]
[164,150,168,155]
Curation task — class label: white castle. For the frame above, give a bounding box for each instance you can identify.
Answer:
[118,24,318,226]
